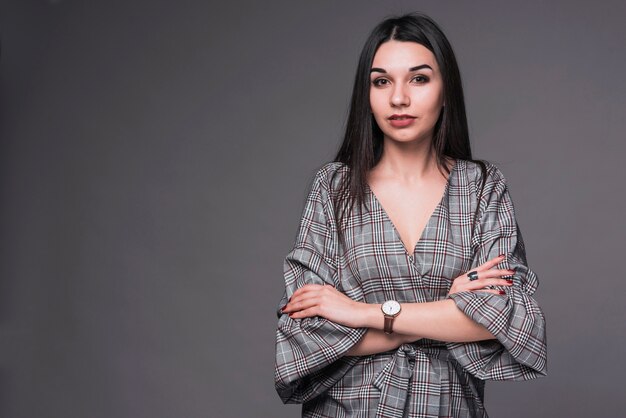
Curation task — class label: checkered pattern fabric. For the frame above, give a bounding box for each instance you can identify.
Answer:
[275,159,547,417]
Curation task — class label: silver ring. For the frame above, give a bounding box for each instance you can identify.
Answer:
[467,271,479,281]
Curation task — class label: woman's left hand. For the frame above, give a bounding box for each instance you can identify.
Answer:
[281,284,365,328]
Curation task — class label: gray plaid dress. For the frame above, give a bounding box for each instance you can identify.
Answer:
[274,159,547,418]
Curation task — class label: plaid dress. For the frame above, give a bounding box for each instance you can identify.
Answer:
[274,159,547,418]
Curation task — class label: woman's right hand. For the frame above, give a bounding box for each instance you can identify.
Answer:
[448,254,515,296]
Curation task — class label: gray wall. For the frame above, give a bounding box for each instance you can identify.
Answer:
[1,0,624,417]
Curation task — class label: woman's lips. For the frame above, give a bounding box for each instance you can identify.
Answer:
[388,115,416,128]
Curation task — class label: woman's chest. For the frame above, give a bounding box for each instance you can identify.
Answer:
[337,198,476,304]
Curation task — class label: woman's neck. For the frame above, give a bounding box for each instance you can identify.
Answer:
[372,139,445,184]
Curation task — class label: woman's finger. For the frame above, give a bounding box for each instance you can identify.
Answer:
[459,267,514,283]
[289,287,321,302]
[475,254,507,272]
[284,290,321,309]
[285,284,345,313]
[448,269,514,295]
[466,278,513,289]
[283,296,321,313]
[290,283,329,302]
[485,268,515,278]
[473,288,507,295]
[291,283,325,297]
[472,269,515,280]
[288,306,320,319]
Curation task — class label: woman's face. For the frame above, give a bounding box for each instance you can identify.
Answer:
[369,40,444,146]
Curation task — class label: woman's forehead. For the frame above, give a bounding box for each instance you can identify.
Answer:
[371,40,439,72]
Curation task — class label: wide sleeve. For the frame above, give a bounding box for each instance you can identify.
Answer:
[274,167,367,404]
[446,163,547,380]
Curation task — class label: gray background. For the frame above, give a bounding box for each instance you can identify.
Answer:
[1,0,624,417]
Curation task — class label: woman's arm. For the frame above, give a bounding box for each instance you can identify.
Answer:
[354,299,495,342]
[275,166,369,404]
[344,329,412,356]
[284,296,496,345]
[341,300,495,356]
[350,256,514,343]
[282,255,513,346]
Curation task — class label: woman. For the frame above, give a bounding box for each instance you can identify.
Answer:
[274,12,547,418]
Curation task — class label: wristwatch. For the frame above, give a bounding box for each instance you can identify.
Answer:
[381,300,401,334]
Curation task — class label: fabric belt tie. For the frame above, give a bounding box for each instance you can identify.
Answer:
[373,344,449,418]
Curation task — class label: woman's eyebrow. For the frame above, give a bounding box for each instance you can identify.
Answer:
[370,64,433,74]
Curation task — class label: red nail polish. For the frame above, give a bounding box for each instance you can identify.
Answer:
[499,290,506,295]
[506,279,513,283]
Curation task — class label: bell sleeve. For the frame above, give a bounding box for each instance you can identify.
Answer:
[274,166,367,404]
[446,163,548,380]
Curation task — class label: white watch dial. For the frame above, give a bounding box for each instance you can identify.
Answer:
[382,300,401,316]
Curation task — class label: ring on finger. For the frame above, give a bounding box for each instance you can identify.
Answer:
[468,270,479,281]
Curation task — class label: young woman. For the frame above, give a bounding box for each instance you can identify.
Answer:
[274,12,547,418]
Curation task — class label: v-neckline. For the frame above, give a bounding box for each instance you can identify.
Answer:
[366,159,458,258]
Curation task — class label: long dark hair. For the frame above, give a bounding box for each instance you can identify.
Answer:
[332,12,487,242]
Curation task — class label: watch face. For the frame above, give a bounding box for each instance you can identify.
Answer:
[382,300,401,316]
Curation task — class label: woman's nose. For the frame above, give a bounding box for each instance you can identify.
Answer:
[390,85,409,107]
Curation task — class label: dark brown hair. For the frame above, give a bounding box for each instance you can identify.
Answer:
[331,12,487,245]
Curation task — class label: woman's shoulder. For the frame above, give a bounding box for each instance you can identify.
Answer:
[311,161,350,193]
[457,158,508,186]
[317,161,350,177]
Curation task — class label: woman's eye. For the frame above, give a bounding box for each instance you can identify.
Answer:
[372,78,389,87]
[412,75,429,83]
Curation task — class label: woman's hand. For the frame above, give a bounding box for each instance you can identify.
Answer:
[281,284,367,328]
[448,254,514,296]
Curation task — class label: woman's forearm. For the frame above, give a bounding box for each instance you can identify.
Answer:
[358,299,496,343]
[344,328,413,356]
[344,298,494,357]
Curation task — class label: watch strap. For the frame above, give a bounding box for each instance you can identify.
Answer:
[383,315,394,334]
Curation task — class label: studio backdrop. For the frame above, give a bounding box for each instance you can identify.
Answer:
[0,0,624,417]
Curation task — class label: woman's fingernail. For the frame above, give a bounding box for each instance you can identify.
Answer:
[506,279,513,284]
[499,254,506,258]
[499,290,506,295]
